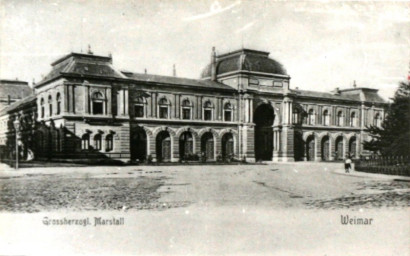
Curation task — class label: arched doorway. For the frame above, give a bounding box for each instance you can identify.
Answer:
[349,137,356,158]
[254,103,274,161]
[221,133,234,160]
[131,127,147,162]
[201,132,214,161]
[179,131,193,160]
[294,132,305,161]
[306,135,315,161]
[321,136,330,161]
[335,137,344,160]
[156,131,171,162]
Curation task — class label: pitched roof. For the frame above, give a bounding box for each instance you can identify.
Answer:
[0,94,36,115]
[293,88,387,103]
[122,72,236,91]
[0,80,32,100]
[36,53,126,87]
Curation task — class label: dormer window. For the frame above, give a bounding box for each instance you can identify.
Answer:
[181,99,192,120]
[224,102,233,122]
[92,92,104,115]
[203,101,213,121]
[158,97,170,119]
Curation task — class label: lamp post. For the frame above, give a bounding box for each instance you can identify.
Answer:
[13,120,20,170]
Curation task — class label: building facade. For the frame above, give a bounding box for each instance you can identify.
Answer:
[0,48,388,163]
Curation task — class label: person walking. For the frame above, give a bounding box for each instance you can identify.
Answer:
[344,156,352,173]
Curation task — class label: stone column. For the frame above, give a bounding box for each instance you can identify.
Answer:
[124,88,129,116]
[84,86,90,114]
[329,135,334,161]
[172,134,179,162]
[106,87,112,115]
[63,84,69,113]
[315,136,321,161]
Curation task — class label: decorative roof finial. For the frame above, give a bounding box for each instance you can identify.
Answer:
[87,44,93,55]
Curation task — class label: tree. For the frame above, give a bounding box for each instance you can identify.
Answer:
[363,81,410,156]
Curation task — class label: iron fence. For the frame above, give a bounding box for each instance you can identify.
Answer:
[355,155,410,177]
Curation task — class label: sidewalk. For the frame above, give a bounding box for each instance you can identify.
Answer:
[332,167,410,181]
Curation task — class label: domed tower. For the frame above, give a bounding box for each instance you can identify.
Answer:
[201,48,290,92]
[201,48,294,163]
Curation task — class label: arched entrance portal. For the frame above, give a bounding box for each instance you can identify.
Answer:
[349,137,357,158]
[335,137,344,160]
[201,132,214,161]
[131,128,147,162]
[156,131,171,162]
[179,132,193,160]
[294,132,305,161]
[254,103,274,161]
[221,133,234,160]
[321,136,330,161]
[306,135,315,161]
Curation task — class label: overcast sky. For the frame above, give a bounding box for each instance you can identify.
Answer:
[1,0,409,100]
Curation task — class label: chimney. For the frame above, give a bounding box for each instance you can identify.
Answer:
[144,68,147,74]
[173,64,176,77]
[108,52,113,64]
[211,47,217,81]
[353,80,357,88]
[333,87,340,94]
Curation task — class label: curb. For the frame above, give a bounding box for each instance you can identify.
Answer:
[332,169,410,181]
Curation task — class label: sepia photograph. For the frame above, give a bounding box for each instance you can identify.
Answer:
[0,0,409,255]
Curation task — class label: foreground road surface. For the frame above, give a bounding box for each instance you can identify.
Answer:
[0,162,409,255]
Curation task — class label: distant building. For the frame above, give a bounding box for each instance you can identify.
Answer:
[0,48,387,163]
[0,79,32,110]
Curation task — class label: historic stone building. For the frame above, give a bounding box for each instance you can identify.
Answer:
[0,48,387,163]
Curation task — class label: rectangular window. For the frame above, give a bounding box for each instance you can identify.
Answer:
[159,107,168,119]
[134,105,144,117]
[204,110,212,121]
[224,111,232,121]
[93,102,103,115]
[182,108,191,120]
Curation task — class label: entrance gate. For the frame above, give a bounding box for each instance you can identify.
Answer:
[335,137,343,160]
[131,128,147,162]
[156,131,171,162]
[254,103,275,161]
[321,136,330,161]
[306,136,315,161]
[222,133,234,160]
[201,132,214,161]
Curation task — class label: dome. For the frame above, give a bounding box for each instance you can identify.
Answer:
[201,49,287,79]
